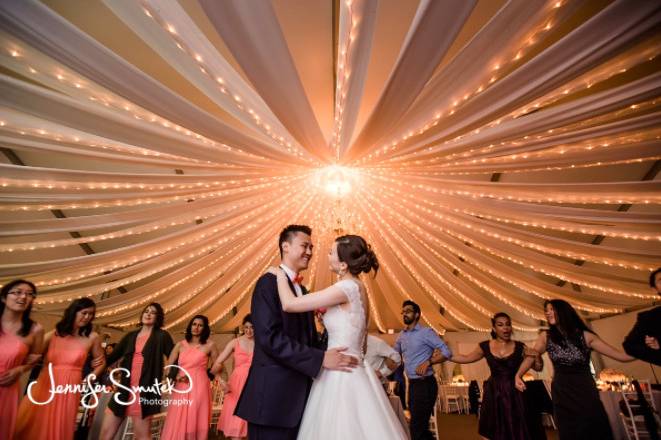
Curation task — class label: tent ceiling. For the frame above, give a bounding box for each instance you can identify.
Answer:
[0,0,659,333]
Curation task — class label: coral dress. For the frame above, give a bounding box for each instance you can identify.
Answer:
[126,332,149,417]
[218,340,253,438]
[0,331,29,439]
[14,334,88,440]
[161,341,212,440]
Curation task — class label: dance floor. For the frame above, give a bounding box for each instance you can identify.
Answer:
[433,414,558,440]
[210,414,561,439]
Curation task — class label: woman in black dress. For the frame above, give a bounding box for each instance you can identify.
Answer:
[515,299,635,440]
[99,303,174,440]
[450,312,544,440]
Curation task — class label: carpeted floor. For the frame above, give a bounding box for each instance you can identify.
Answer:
[211,414,560,439]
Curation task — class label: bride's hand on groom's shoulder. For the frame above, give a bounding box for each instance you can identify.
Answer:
[265,266,279,275]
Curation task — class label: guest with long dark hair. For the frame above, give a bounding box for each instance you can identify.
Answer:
[515,299,635,440]
[161,314,218,440]
[15,297,105,440]
[211,313,254,440]
[100,303,174,440]
[0,279,44,439]
[448,312,544,440]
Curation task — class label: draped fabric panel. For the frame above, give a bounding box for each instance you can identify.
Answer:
[0,0,659,333]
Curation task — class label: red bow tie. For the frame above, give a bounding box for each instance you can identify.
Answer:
[293,274,304,284]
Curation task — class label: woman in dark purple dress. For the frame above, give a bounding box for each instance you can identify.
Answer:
[450,312,544,440]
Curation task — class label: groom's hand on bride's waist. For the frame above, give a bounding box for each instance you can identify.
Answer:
[323,346,359,372]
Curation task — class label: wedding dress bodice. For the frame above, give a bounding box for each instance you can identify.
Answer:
[323,279,366,360]
[298,278,408,439]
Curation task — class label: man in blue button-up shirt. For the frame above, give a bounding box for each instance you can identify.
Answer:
[394,300,451,440]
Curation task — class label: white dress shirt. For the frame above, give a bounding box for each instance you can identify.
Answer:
[366,335,401,381]
[279,263,303,297]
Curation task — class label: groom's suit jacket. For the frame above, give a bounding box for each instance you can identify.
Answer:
[235,273,325,428]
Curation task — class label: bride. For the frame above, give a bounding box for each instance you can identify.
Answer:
[269,234,408,440]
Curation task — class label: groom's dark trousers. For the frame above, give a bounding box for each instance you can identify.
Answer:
[235,273,325,439]
[248,423,298,440]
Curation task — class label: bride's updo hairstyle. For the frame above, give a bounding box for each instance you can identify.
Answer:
[335,235,379,276]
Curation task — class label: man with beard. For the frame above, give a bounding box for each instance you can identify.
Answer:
[394,300,451,440]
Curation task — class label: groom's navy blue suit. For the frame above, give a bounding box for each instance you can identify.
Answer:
[235,273,325,439]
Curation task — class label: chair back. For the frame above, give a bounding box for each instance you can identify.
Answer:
[619,380,660,440]
[150,413,167,440]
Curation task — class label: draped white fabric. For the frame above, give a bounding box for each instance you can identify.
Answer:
[0,0,659,333]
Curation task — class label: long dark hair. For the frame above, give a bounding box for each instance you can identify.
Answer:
[335,235,379,276]
[56,297,96,337]
[0,279,37,337]
[185,315,210,344]
[544,299,594,346]
[138,302,165,329]
[490,312,511,339]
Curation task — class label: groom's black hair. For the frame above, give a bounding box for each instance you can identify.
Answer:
[279,224,312,258]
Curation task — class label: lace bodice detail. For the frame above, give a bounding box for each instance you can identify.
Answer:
[323,279,366,360]
[546,330,591,370]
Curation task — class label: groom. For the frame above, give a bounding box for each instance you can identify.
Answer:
[235,224,358,439]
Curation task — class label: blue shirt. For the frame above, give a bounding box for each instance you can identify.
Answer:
[394,324,452,379]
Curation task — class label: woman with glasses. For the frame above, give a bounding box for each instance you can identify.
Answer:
[0,279,44,439]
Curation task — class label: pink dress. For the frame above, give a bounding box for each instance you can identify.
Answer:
[161,341,211,440]
[14,334,88,440]
[218,340,253,438]
[126,332,149,417]
[0,331,29,439]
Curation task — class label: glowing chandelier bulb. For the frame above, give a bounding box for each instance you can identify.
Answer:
[320,165,355,197]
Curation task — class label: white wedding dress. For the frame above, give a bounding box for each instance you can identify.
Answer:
[297,279,409,439]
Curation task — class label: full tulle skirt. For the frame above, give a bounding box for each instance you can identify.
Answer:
[297,360,408,440]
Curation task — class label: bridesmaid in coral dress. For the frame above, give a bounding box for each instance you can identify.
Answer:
[15,297,105,440]
[161,315,218,440]
[0,279,44,440]
[211,314,254,440]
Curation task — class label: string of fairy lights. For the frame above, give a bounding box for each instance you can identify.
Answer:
[0,0,659,333]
